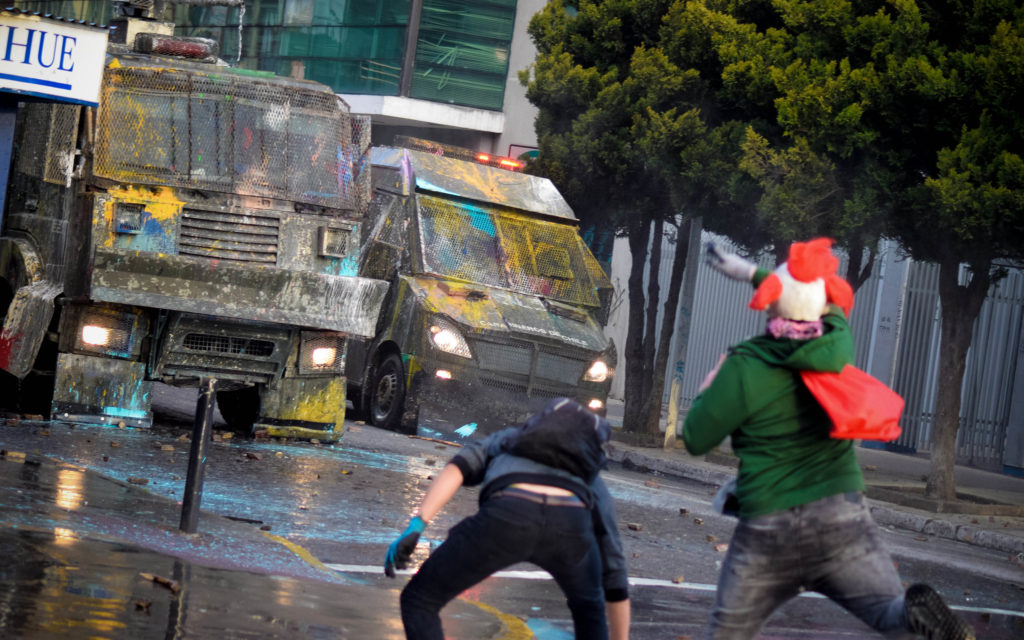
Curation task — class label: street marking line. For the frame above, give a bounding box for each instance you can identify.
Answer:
[261,531,335,574]
[325,564,1024,620]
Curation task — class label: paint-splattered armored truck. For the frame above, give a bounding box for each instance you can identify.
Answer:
[0,30,388,441]
[347,146,616,438]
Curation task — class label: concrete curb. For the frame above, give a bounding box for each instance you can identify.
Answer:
[606,444,1024,556]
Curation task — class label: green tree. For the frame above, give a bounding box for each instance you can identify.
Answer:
[524,0,1024,499]
[522,1,740,437]
[697,0,1024,499]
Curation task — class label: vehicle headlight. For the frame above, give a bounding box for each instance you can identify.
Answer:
[583,360,611,382]
[428,317,472,358]
[300,332,345,374]
[76,310,133,357]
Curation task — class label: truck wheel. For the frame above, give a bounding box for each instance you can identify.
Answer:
[216,387,260,437]
[370,353,406,432]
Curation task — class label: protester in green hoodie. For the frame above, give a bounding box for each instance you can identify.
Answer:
[684,239,973,640]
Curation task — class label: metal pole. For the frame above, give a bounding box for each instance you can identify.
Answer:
[180,377,216,533]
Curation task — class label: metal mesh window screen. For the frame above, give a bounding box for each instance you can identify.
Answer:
[420,197,507,288]
[350,115,373,212]
[361,192,407,280]
[15,103,81,185]
[46,104,81,185]
[418,196,602,307]
[94,64,360,210]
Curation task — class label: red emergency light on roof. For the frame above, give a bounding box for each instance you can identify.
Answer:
[475,152,524,172]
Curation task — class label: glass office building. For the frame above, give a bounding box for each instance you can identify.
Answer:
[15,1,516,112]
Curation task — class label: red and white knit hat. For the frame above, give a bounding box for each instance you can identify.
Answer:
[749,238,854,320]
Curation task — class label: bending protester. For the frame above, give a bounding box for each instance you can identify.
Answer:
[384,398,631,640]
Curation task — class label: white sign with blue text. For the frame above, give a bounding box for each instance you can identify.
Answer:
[0,11,108,107]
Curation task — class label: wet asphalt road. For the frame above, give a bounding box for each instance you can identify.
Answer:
[0,384,1021,638]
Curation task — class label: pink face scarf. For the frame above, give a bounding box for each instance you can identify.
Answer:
[766,316,823,340]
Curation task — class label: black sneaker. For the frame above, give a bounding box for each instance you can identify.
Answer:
[905,584,975,640]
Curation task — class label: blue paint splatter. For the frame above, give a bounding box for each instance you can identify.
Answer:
[102,407,148,418]
[465,210,496,237]
[526,618,574,639]
[454,423,477,438]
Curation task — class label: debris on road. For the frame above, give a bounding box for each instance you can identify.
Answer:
[139,572,180,593]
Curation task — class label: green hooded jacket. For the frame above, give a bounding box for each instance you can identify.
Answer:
[682,306,864,518]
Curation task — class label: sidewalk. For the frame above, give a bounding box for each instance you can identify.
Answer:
[605,401,1024,556]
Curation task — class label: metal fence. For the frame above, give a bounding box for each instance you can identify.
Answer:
[891,263,1024,468]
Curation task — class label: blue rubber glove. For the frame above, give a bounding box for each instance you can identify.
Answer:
[384,516,426,578]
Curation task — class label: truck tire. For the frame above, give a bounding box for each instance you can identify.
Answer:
[216,386,260,436]
[370,353,407,432]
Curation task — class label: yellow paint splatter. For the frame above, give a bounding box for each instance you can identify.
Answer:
[459,599,535,639]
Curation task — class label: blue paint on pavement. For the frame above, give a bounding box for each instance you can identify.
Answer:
[526,618,574,639]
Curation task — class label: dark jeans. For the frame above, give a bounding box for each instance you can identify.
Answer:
[400,493,607,640]
[708,491,910,639]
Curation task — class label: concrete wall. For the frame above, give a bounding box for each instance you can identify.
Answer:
[496,0,544,157]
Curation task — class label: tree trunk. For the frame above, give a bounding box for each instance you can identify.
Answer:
[642,217,692,437]
[622,216,653,432]
[925,258,991,500]
[637,218,664,428]
[843,236,877,293]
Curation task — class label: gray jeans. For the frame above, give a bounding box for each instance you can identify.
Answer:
[708,491,911,639]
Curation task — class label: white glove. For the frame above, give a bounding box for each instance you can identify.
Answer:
[706,242,756,281]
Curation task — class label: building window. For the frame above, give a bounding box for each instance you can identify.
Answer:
[31,1,516,111]
[410,0,515,110]
[175,0,411,96]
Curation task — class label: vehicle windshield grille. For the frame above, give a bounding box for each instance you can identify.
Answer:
[94,65,366,210]
[418,195,601,307]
